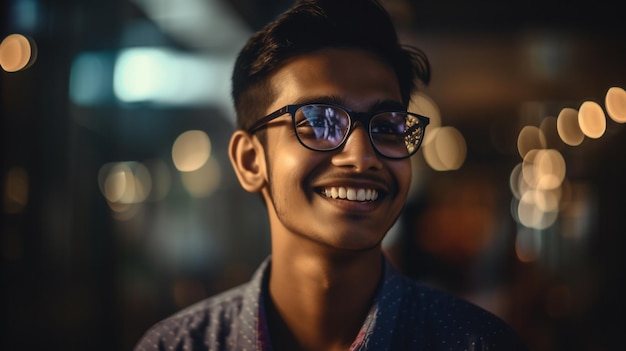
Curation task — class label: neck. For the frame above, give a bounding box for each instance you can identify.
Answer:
[267,250,384,351]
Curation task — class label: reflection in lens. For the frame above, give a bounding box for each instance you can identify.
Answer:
[371,113,423,158]
[298,105,348,150]
[319,107,344,142]
[403,114,423,155]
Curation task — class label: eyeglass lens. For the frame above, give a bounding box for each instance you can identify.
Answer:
[294,104,423,158]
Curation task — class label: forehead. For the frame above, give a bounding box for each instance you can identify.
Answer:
[267,48,402,113]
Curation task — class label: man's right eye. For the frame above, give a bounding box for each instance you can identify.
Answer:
[297,116,322,128]
[296,117,323,135]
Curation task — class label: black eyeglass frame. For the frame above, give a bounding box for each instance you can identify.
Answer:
[247,103,430,159]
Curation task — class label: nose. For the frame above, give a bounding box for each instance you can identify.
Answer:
[331,123,383,171]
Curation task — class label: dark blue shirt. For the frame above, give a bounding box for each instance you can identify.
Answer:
[134,256,527,350]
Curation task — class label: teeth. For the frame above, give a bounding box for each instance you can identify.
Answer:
[322,187,378,201]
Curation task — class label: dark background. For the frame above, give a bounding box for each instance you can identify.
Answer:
[2,0,625,350]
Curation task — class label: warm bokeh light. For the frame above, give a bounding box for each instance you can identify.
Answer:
[172,130,211,172]
[107,164,131,203]
[556,107,584,146]
[3,167,29,214]
[0,33,36,72]
[511,148,565,230]
[518,190,558,229]
[605,86,626,123]
[409,91,441,132]
[422,126,466,171]
[98,161,152,205]
[509,163,524,200]
[578,101,606,139]
[509,85,624,238]
[527,150,561,190]
[180,157,222,198]
[521,149,541,188]
[517,125,546,158]
[533,187,561,213]
[533,149,566,190]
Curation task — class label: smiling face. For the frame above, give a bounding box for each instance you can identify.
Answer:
[238,48,412,253]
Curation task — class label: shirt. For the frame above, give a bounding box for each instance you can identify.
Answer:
[134,256,527,351]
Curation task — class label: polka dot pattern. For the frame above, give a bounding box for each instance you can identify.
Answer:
[133,256,527,350]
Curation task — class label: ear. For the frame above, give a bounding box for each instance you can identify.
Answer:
[228,130,267,193]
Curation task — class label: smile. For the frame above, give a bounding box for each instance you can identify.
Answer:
[321,187,379,202]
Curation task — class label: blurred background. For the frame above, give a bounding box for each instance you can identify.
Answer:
[1,0,625,350]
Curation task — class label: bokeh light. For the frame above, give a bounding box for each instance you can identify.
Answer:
[409,91,441,130]
[510,86,626,242]
[556,107,584,146]
[112,47,233,109]
[0,33,37,72]
[578,100,606,139]
[114,48,170,103]
[98,161,152,205]
[509,163,524,200]
[533,187,561,213]
[511,147,565,231]
[518,190,558,229]
[517,125,546,158]
[172,130,211,172]
[533,149,566,190]
[605,86,626,123]
[422,126,467,171]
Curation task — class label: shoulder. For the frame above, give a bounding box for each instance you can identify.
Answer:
[132,284,249,351]
[391,272,528,350]
[133,257,271,351]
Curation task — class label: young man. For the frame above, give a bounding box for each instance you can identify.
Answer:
[134,0,528,350]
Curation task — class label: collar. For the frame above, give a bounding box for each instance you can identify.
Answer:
[240,255,403,351]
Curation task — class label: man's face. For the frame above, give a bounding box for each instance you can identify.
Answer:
[258,48,412,252]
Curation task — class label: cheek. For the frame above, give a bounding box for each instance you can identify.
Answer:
[391,162,412,193]
[266,139,319,189]
[273,155,304,186]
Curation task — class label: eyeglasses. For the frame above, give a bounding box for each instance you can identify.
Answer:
[247,103,430,159]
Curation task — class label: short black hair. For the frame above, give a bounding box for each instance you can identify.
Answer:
[231,0,431,130]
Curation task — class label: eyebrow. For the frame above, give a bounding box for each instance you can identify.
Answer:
[292,95,405,112]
